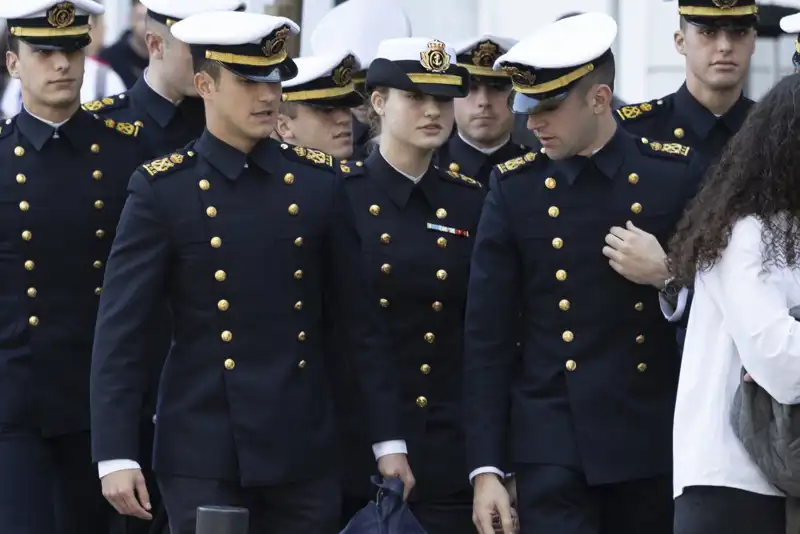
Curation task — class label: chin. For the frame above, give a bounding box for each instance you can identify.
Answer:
[413,133,448,151]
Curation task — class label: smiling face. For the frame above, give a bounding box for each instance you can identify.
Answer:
[7,40,85,111]
[676,22,756,92]
[373,88,455,151]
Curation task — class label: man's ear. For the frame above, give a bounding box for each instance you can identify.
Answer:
[275,114,296,142]
[591,84,613,114]
[145,30,165,61]
[674,30,687,57]
[194,71,215,101]
[6,51,20,79]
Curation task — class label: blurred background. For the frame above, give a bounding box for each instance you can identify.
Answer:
[1,0,798,104]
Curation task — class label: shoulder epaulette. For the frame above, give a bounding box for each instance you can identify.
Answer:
[615,99,663,122]
[280,143,336,172]
[82,94,129,113]
[495,151,541,177]
[637,138,692,161]
[436,167,482,188]
[139,149,196,180]
[100,117,141,138]
[338,159,365,179]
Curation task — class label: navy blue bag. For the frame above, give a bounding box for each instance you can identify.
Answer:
[340,477,427,534]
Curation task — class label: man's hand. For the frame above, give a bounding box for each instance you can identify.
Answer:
[603,221,670,287]
[101,468,152,520]
[377,453,416,500]
[473,473,515,534]
[503,475,517,507]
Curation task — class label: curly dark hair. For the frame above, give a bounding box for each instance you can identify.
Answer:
[669,73,800,285]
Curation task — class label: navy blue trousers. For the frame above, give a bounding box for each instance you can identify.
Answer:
[0,426,110,534]
[674,486,785,534]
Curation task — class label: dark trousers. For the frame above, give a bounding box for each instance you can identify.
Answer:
[674,485,785,534]
[0,426,111,534]
[341,489,473,534]
[515,463,673,534]
[158,473,341,534]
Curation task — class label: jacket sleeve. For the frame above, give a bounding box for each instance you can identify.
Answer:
[463,172,521,472]
[90,171,170,462]
[325,179,402,444]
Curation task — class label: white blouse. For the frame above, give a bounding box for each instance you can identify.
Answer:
[673,215,800,498]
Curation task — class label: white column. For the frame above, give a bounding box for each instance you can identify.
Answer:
[299,0,335,55]
[475,0,613,39]
[615,0,649,103]
[399,0,478,43]
[102,0,131,46]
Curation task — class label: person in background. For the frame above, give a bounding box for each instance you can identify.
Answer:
[309,0,411,159]
[274,51,364,159]
[90,11,413,534]
[98,0,148,88]
[465,13,701,534]
[436,35,528,189]
[668,73,800,534]
[336,36,485,534]
[0,1,150,533]
[780,12,800,72]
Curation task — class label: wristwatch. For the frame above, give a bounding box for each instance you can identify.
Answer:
[661,276,680,299]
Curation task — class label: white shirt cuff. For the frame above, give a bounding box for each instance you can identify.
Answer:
[659,287,689,322]
[469,466,505,484]
[372,440,408,460]
[98,459,141,479]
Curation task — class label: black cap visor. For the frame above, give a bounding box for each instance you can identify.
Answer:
[366,58,470,99]
[20,34,91,52]
[509,90,570,115]
[685,15,758,30]
[295,92,365,110]
[224,59,297,83]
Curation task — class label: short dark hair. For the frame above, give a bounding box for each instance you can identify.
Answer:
[579,51,616,93]
[6,33,19,55]
[679,15,689,32]
[279,101,298,119]
[191,56,221,81]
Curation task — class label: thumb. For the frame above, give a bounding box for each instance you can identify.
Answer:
[626,220,639,232]
[135,472,151,510]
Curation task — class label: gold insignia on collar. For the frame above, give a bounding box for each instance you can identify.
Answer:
[502,66,536,89]
[262,25,291,57]
[713,0,738,8]
[649,142,691,156]
[497,156,526,174]
[471,41,499,67]
[114,122,140,137]
[47,2,76,29]
[143,157,175,176]
[332,55,356,87]
[169,153,184,164]
[293,146,333,167]
[420,40,450,73]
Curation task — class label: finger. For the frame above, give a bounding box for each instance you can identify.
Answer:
[477,508,496,534]
[402,472,416,500]
[602,246,623,263]
[604,233,625,249]
[609,226,633,240]
[626,220,640,232]
[496,499,514,534]
[121,491,152,520]
[105,493,128,516]
[744,373,754,382]
[135,474,152,511]
[608,258,625,275]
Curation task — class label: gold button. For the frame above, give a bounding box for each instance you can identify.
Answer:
[284,173,295,185]
[91,144,100,153]
[628,173,639,184]
[416,396,428,408]
[369,205,381,216]
[298,360,307,369]
[381,263,391,274]
[210,237,222,248]
[634,302,644,312]
[298,331,307,342]
[380,298,389,308]
[424,332,435,344]
[294,301,303,310]
[562,330,574,342]
[93,170,103,180]
[294,269,303,280]
[641,137,649,144]
[199,179,210,190]
[224,359,235,370]
[21,230,32,241]
[93,260,103,269]
[221,330,233,342]
[94,287,102,296]
[19,201,29,212]
[206,206,217,218]
[16,173,26,184]
[218,299,229,311]
[636,334,645,344]
[28,316,39,326]
[437,237,447,248]
[448,162,460,173]
[436,269,448,281]
[356,161,364,167]
[556,269,567,281]
[27,287,37,298]
[566,360,577,371]
[436,208,447,219]
[94,200,104,210]
[134,121,144,127]
[674,127,685,139]
[294,237,304,247]
[545,177,556,189]
[637,363,648,372]
[24,260,34,271]
[432,301,443,312]
[288,204,299,216]
[548,206,559,218]
[215,270,227,282]
[380,233,391,244]
[631,203,642,214]
[559,299,570,311]
[552,237,563,249]
[95,229,105,238]
[420,364,431,375]
[14,146,24,156]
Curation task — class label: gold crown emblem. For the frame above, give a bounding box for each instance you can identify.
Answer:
[502,66,536,88]
[712,0,738,8]
[47,2,76,29]
[420,40,450,73]
[332,55,356,87]
[472,41,500,67]
[262,25,291,57]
